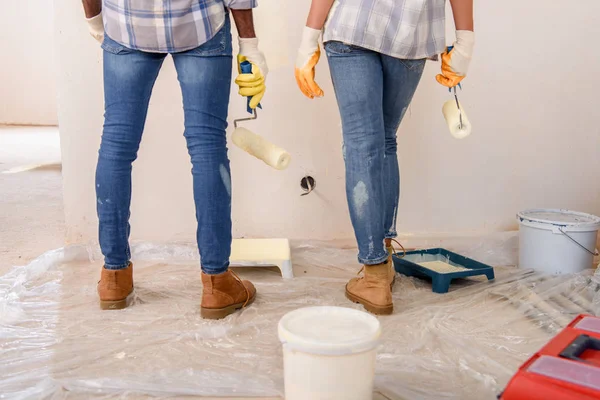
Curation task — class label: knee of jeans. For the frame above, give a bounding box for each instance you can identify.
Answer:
[385,136,398,154]
[100,121,144,161]
[185,130,227,156]
[98,137,140,163]
[343,130,385,154]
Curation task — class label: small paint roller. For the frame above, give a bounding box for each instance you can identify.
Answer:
[441,47,472,139]
[231,61,291,171]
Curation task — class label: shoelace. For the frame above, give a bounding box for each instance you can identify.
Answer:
[389,239,406,259]
[230,270,251,307]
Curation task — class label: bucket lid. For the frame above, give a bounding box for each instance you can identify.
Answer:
[517,209,600,232]
[278,306,381,356]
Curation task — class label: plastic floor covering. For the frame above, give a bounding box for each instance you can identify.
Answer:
[2,233,600,399]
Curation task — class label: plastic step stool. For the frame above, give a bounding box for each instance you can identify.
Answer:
[230,238,293,279]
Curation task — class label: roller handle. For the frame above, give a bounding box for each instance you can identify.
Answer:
[240,60,262,114]
[445,46,462,91]
[240,60,253,74]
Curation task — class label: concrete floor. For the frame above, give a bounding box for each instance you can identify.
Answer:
[0,126,64,274]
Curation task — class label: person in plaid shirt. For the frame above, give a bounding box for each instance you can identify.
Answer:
[81,0,267,319]
[295,0,475,315]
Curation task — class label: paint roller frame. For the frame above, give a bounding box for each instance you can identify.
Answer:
[452,86,463,130]
[444,45,464,130]
[233,108,257,129]
[233,60,259,129]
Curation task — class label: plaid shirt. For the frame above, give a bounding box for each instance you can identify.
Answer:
[323,0,446,60]
[103,0,257,53]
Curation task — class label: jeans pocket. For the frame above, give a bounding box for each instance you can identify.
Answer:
[398,58,427,71]
[190,17,231,56]
[324,41,368,56]
[101,35,132,55]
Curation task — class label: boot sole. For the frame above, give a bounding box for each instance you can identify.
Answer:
[100,291,134,310]
[201,292,256,320]
[345,288,393,316]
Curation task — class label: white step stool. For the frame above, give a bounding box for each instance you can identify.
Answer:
[230,238,293,279]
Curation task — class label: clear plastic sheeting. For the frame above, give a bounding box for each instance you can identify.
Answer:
[1,233,600,399]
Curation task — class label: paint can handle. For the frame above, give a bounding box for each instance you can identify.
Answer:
[558,227,600,256]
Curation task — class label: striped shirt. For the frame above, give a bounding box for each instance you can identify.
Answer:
[103,0,257,53]
[323,0,446,60]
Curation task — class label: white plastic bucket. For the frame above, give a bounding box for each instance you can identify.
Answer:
[278,306,381,400]
[517,209,600,275]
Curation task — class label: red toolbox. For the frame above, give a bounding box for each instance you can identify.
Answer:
[499,314,600,400]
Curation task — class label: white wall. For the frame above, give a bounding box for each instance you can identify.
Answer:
[55,0,600,246]
[0,1,58,125]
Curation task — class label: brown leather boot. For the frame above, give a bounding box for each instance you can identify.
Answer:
[98,263,134,310]
[201,270,256,320]
[346,260,393,315]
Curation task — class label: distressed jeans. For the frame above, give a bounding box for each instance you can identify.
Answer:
[325,41,426,265]
[96,18,233,274]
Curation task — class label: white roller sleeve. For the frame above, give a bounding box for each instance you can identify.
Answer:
[442,99,472,139]
[232,127,291,170]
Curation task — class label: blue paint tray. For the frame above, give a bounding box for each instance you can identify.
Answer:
[392,248,495,293]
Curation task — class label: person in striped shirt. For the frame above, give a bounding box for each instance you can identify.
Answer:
[82,0,267,319]
[295,0,475,315]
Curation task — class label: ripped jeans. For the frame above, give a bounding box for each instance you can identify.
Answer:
[325,41,426,265]
[96,18,233,274]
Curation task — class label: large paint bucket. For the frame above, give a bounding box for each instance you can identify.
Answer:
[278,306,381,400]
[517,209,600,275]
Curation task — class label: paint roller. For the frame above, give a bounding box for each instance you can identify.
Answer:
[441,46,472,139]
[231,61,291,170]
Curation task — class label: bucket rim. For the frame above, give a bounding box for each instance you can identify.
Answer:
[278,306,381,356]
[517,208,600,232]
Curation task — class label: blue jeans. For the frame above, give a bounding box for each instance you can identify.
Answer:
[97,18,233,274]
[325,41,426,265]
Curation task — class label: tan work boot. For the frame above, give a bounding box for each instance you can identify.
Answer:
[98,263,134,310]
[345,260,393,315]
[201,270,256,320]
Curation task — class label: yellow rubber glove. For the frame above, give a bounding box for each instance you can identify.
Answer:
[436,30,475,88]
[86,13,104,43]
[235,38,268,110]
[295,27,324,99]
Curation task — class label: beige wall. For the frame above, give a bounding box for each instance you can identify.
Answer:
[55,0,600,245]
[0,1,58,125]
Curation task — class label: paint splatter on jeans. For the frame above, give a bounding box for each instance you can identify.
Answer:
[326,41,425,265]
[96,19,233,274]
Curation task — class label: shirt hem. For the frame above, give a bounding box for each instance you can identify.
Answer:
[323,35,443,61]
[105,19,227,54]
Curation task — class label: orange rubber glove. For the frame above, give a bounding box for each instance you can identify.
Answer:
[436,30,475,88]
[295,27,324,99]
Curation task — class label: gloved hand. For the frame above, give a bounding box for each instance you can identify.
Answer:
[235,38,268,110]
[295,26,323,99]
[436,30,475,88]
[86,13,104,43]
